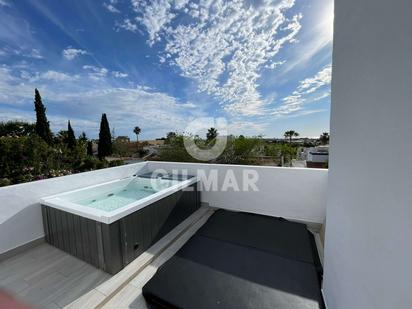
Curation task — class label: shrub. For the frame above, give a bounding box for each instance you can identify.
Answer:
[0,121,35,137]
[0,134,124,187]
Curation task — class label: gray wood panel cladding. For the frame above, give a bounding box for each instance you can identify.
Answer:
[41,182,200,274]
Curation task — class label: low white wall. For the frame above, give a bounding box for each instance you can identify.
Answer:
[0,161,328,255]
[148,162,328,223]
[0,162,147,254]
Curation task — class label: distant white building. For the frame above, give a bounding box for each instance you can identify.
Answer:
[297,145,329,168]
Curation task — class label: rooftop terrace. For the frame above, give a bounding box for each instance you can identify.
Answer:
[1,203,323,308]
[1,1,412,306]
[0,162,326,308]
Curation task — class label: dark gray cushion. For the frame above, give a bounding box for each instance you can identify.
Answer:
[197,209,315,264]
[143,235,324,309]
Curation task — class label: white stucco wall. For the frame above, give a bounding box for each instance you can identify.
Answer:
[0,162,147,254]
[323,0,412,308]
[148,162,328,223]
[0,161,328,255]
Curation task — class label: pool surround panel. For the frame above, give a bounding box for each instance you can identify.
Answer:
[40,176,198,224]
[41,182,200,274]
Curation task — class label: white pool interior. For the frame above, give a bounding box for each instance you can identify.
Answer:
[41,173,198,224]
[69,177,181,212]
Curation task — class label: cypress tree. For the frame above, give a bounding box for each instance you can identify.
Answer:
[98,113,112,159]
[67,120,76,149]
[34,88,53,144]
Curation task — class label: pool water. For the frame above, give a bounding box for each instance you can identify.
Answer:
[75,177,179,212]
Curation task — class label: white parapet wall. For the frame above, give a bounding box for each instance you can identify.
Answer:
[0,161,328,256]
[0,162,147,255]
[148,162,328,224]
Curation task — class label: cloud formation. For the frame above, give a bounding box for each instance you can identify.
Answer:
[38,70,80,81]
[103,1,120,13]
[271,64,332,116]
[0,65,202,137]
[112,71,128,78]
[0,47,43,59]
[62,47,88,60]
[82,65,108,80]
[122,0,302,116]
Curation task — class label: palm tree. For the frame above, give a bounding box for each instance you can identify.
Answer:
[319,132,330,145]
[133,126,141,142]
[284,130,299,144]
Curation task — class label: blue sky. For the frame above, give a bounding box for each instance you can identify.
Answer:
[0,0,333,139]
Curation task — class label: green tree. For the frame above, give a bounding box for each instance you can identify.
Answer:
[133,126,141,142]
[98,113,112,159]
[34,89,53,144]
[165,132,177,144]
[0,121,35,137]
[78,131,87,143]
[206,127,218,142]
[319,132,330,145]
[87,141,94,156]
[67,121,76,150]
[284,130,299,144]
[55,130,68,144]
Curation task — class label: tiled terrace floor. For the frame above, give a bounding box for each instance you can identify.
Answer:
[0,243,110,308]
[0,206,214,309]
[0,207,322,309]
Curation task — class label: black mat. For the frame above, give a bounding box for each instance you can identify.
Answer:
[197,209,315,264]
[143,210,324,309]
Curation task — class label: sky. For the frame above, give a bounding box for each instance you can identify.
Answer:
[0,0,334,140]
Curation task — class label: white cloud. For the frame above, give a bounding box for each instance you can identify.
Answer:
[271,64,332,116]
[83,65,108,80]
[296,65,332,94]
[27,48,43,59]
[0,65,202,138]
[227,120,267,136]
[131,0,176,46]
[0,108,99,133]
[62,47,88,60]
[13,69,79,82]
[118,19,138,32]
[103,2,120,13]
[0,0,9,7]
[112,71,128,78]
[0,66,34,104]
[0,47,43,59]
[179,102,196,109]
[125,0,302,116]
[39,70,79,81]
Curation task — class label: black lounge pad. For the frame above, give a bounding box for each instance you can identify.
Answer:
[143,235,324,309]
[197,209,315,264]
